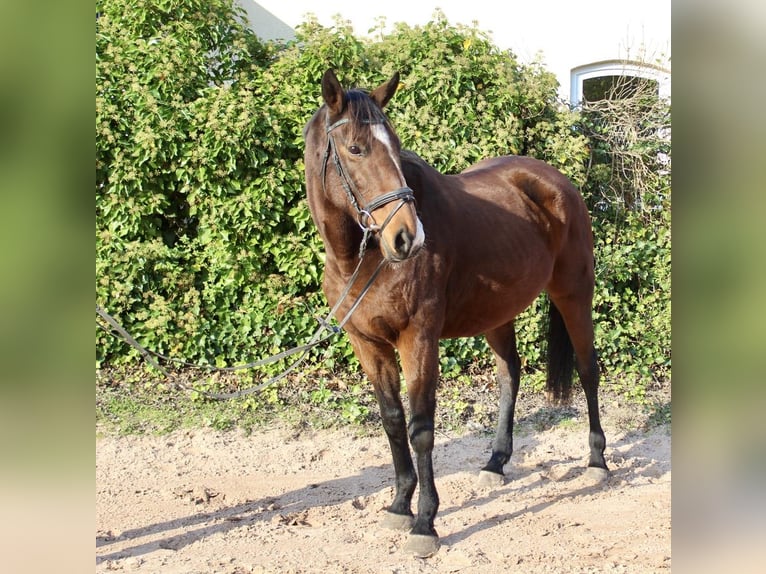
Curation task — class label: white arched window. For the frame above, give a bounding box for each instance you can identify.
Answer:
[570,60,670,106]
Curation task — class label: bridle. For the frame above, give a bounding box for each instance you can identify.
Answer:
[320,111,415,235]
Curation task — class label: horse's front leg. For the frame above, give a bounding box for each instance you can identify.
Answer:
[398,331,441,557]
[348,335,417,528]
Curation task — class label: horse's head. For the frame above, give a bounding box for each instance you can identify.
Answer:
[304,69,424,263]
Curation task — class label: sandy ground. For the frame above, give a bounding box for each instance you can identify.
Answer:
[96,414,670,573]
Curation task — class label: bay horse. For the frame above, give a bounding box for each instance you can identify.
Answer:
[302,69,608,557]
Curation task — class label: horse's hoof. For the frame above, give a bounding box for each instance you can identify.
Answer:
[380,511,414,531]
[477,469,504,488]
[404,533,440,558]
[581,466,609,485]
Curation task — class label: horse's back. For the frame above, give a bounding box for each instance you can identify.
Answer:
[461,155,582,209]
[459,155,591,251]
[402,151,592,260]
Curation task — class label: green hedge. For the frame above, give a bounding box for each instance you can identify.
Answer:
[96,1,670,395]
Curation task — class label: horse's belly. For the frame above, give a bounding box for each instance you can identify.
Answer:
[440,273,550,338]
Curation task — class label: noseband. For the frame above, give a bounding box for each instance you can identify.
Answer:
[321,113,415,234]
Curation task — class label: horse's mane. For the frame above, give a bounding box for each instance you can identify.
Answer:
[400,149,429,168]
[400,149,440,181]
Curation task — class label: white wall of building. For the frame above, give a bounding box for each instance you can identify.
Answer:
[245,0,670,103]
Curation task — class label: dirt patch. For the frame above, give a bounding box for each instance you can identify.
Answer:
[96,413,670,573]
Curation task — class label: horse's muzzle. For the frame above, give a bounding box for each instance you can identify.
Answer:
[383,218,426,262]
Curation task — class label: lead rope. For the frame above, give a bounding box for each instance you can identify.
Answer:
[195,252,386,400]
[96,227,385,400]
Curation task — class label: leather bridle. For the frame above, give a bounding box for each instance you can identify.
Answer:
[320,112,415,234]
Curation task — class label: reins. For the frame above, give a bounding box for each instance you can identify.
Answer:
[98,108,414,400]
[97,244,385,399]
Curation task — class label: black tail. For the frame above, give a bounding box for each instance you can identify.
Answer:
[545,299,575,405]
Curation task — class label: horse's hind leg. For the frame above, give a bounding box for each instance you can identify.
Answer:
[479,322,521,486]
[578,346,609,477]
[349,335,417,528]
[548,291,608,475]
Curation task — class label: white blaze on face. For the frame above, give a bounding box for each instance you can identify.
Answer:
[371,124,407,186]
[371,124,426,250]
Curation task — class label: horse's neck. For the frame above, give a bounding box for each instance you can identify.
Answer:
[311,198,367,276]
[324,223,362,264]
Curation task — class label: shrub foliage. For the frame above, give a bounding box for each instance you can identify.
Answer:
[96,2,670,396]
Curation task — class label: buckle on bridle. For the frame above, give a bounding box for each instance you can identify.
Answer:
[356,187,416,233]
[357,210,380,232]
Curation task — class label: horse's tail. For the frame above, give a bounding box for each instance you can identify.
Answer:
[545,298,575,406]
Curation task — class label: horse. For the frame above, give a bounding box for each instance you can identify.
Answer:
[302,69,608,557]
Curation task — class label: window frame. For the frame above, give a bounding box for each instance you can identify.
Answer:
[570,60,670,106]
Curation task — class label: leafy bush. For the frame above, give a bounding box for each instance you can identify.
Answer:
[580,75,672,394]
[97,0,318,368]
[97,2,670,398]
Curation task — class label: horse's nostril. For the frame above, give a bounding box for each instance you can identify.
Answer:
[395,228,413,256]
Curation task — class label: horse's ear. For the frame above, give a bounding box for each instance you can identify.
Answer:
[370,72,400,109]
[322,69,346,115]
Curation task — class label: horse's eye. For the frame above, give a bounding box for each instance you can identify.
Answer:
[348,144,362,156]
